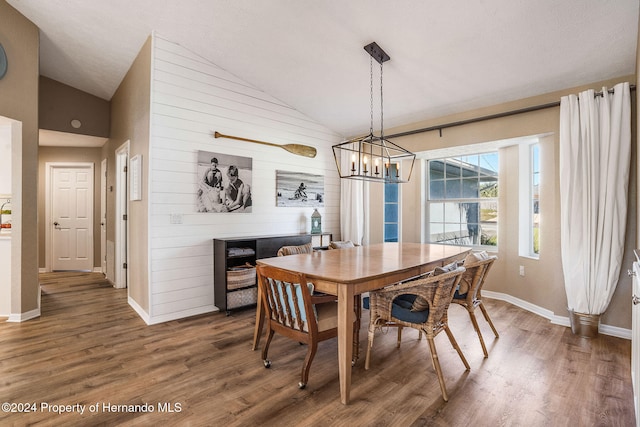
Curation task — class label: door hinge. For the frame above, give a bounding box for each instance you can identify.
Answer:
[123,263,128,269]
[123,214,127,220]
[124,165,128,172]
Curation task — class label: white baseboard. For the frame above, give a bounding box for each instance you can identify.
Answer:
[7,307,41,322]
[39,267,103,273]
[128,296,219,325]
[483,290,631,340]
[146,306,220,325]
[127,296,151,325]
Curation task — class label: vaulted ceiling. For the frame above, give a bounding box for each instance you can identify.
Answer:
[8,0,638,137]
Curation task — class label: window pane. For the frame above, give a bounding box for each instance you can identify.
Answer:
[462,178,479,198]
[430,180,444,199]
[441,223,463,244]
[385,183,398,202]
[430,203,444,222]
[531,143,540,255]
[444,202,461,223]
[480,201,498,246]
[384,203,398,222]
[384,224,398,242]
[459,155,479,177]
[459,155,479,167]
[479,178,498,198]
[445,179,461,199]
[461,202,480,245]
[479,153,499,176]
[429,160,445,180]
[445,159,461,178]
[428,223,444,242]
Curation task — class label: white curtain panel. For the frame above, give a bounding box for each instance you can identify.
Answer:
[338,143,367,245]
[559,82,631,315]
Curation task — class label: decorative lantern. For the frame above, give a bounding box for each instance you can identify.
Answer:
[311,209,322,234]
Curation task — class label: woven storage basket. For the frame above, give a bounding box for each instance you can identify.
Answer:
[228,286,258,309]
[227,265,256,290]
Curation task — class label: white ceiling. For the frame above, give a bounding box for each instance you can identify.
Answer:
[8,0,639,137]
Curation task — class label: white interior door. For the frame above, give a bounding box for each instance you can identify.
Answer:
[114,142,129,289]
[51,164,94,271]
[101,159,107,274]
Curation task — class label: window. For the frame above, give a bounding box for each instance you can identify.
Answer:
[426,153,498,248]
[519,142,540,257]
[531,144,540,255]
[384,164,399,242]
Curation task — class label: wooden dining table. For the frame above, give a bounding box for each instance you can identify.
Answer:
[255,242,471,405]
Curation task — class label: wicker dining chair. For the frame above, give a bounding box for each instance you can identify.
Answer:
[451,253,499,357]
[365,266,470,402]
[256,264,357,389]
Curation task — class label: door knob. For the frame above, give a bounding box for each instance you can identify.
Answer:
[628,269,636,277]
[53,221,60,230]
[633,295,640,305]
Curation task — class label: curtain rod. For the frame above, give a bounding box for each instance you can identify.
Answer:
[386,84,636,139]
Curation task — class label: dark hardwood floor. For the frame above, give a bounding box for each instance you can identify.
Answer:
[0,272,635,426]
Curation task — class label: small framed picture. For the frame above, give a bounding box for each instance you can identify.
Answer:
[276,170,324,207]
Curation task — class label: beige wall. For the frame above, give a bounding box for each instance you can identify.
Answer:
[637,10,640,254]
[39,76,110,137]
[0,0,39,314]
[104,36,151,311]
[371,75,636,329]
[38,146,103,269]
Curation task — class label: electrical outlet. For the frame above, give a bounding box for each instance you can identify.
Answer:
[170,213,183,224]
[519,265,525,276]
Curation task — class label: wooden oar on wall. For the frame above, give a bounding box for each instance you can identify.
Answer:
[213,131,317,158]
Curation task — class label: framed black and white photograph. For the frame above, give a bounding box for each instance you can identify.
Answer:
[276,170,324,207]
[196,150,252,213]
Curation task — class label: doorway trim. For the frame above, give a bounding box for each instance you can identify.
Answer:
[45,162,95,273]
[114,141,129,289]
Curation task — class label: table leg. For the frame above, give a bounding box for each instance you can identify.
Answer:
[252,285,264,351]
[337,284,354,404]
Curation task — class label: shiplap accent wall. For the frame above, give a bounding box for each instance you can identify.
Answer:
[148,34,342,323]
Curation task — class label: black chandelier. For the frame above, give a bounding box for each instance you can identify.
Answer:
[332,42,415,184]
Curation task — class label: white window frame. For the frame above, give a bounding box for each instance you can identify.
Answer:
[425,152,499,250]
[384,164,400,242]
[518,141,540,259]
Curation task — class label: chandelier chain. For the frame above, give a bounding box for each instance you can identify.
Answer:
[369,56,374,135]
[380,61,384,140]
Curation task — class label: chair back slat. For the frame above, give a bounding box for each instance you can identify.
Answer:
[258,265,312,333]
